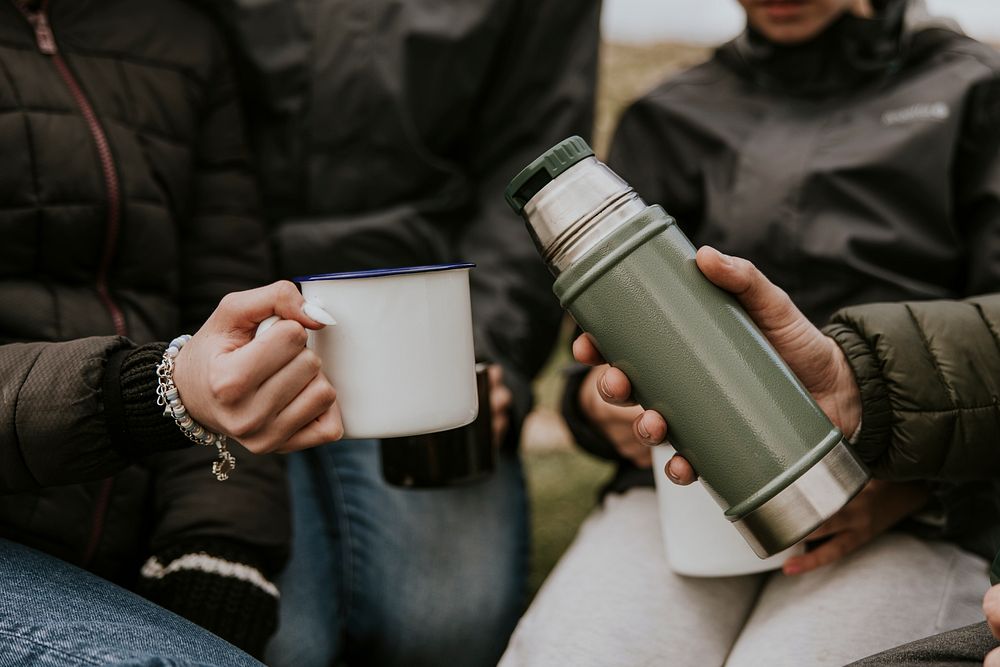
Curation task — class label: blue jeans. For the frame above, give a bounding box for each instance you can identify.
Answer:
[0,539,260,667]
[265,440,528,667]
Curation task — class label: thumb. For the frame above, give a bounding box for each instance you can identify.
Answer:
[572,333,606,366]
[205,281,329,338]
[695,245,753,295]
[695,246,799,333]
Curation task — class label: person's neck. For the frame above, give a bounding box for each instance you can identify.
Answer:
[726,0,907,98]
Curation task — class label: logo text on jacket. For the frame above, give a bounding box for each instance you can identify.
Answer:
[881,102,950,126]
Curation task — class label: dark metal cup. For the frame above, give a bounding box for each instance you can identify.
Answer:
[380,363,496,488]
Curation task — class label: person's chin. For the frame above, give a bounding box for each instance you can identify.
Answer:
[751,16,826,44]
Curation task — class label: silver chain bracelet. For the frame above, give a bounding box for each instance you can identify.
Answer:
[155,335,236,481]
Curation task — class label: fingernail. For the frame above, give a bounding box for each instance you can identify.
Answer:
[665,462,680,482]
[715,249,734,266]
[637,415,651,439]
[303,302,337,326]
[598,373,612,399]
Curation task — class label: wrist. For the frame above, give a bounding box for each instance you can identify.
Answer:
[821,322,894,469]
[109,343,193,460]
[817,335,862,436]
[156,335,235,480]
[831,343,862,438]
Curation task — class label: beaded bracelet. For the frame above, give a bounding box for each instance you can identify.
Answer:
[155,335,236,481]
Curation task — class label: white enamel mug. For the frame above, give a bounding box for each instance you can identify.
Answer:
[652,445,805,577]
[294,263,478,439]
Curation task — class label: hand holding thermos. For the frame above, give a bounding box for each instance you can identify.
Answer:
[574,246,931,575]
[574,245,862,483]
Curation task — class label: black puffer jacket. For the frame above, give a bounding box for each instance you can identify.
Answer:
[564,1,1000,558]
[0,0,283,655]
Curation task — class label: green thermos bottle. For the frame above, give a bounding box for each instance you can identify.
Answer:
[505,137,870,557]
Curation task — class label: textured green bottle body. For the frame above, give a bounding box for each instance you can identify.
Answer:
[555,206,843,518]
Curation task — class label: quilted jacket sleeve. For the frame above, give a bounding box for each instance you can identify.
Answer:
[0,338,131,491]
[824,293,1000,482]
[0,338,193,492]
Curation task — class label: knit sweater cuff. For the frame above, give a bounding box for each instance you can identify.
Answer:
[137,538,280,658]
[822,322,894,467]
[104,342,192,461]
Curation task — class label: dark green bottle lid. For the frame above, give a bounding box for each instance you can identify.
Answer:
[504,135,595,215]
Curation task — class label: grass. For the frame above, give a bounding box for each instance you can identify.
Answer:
[520,318,615,599]
[524,449,614,598]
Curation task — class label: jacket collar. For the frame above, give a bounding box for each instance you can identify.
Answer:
[716,0,959,98]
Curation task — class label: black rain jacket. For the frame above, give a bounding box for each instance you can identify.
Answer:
[202,0,602,439]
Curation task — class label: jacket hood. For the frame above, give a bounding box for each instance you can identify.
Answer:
[717,0,964,97]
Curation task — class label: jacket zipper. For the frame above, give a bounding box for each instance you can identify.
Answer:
[19,0,127,338]
[18,0,123,567]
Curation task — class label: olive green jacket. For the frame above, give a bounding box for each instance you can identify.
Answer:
[826,295,1000,560]
[826,295,1000,483]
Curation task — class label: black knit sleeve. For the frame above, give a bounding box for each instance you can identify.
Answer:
[136,537,280,658]
[104,342,192,462]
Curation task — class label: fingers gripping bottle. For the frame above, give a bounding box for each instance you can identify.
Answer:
[505,137,869,557]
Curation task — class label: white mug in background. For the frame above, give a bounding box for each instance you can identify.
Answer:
[273,264,479,439]
[651,445,805,577]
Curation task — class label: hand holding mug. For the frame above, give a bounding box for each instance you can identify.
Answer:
[173,280,344,454]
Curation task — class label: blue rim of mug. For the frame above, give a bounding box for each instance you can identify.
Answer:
[294,262,475,282]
